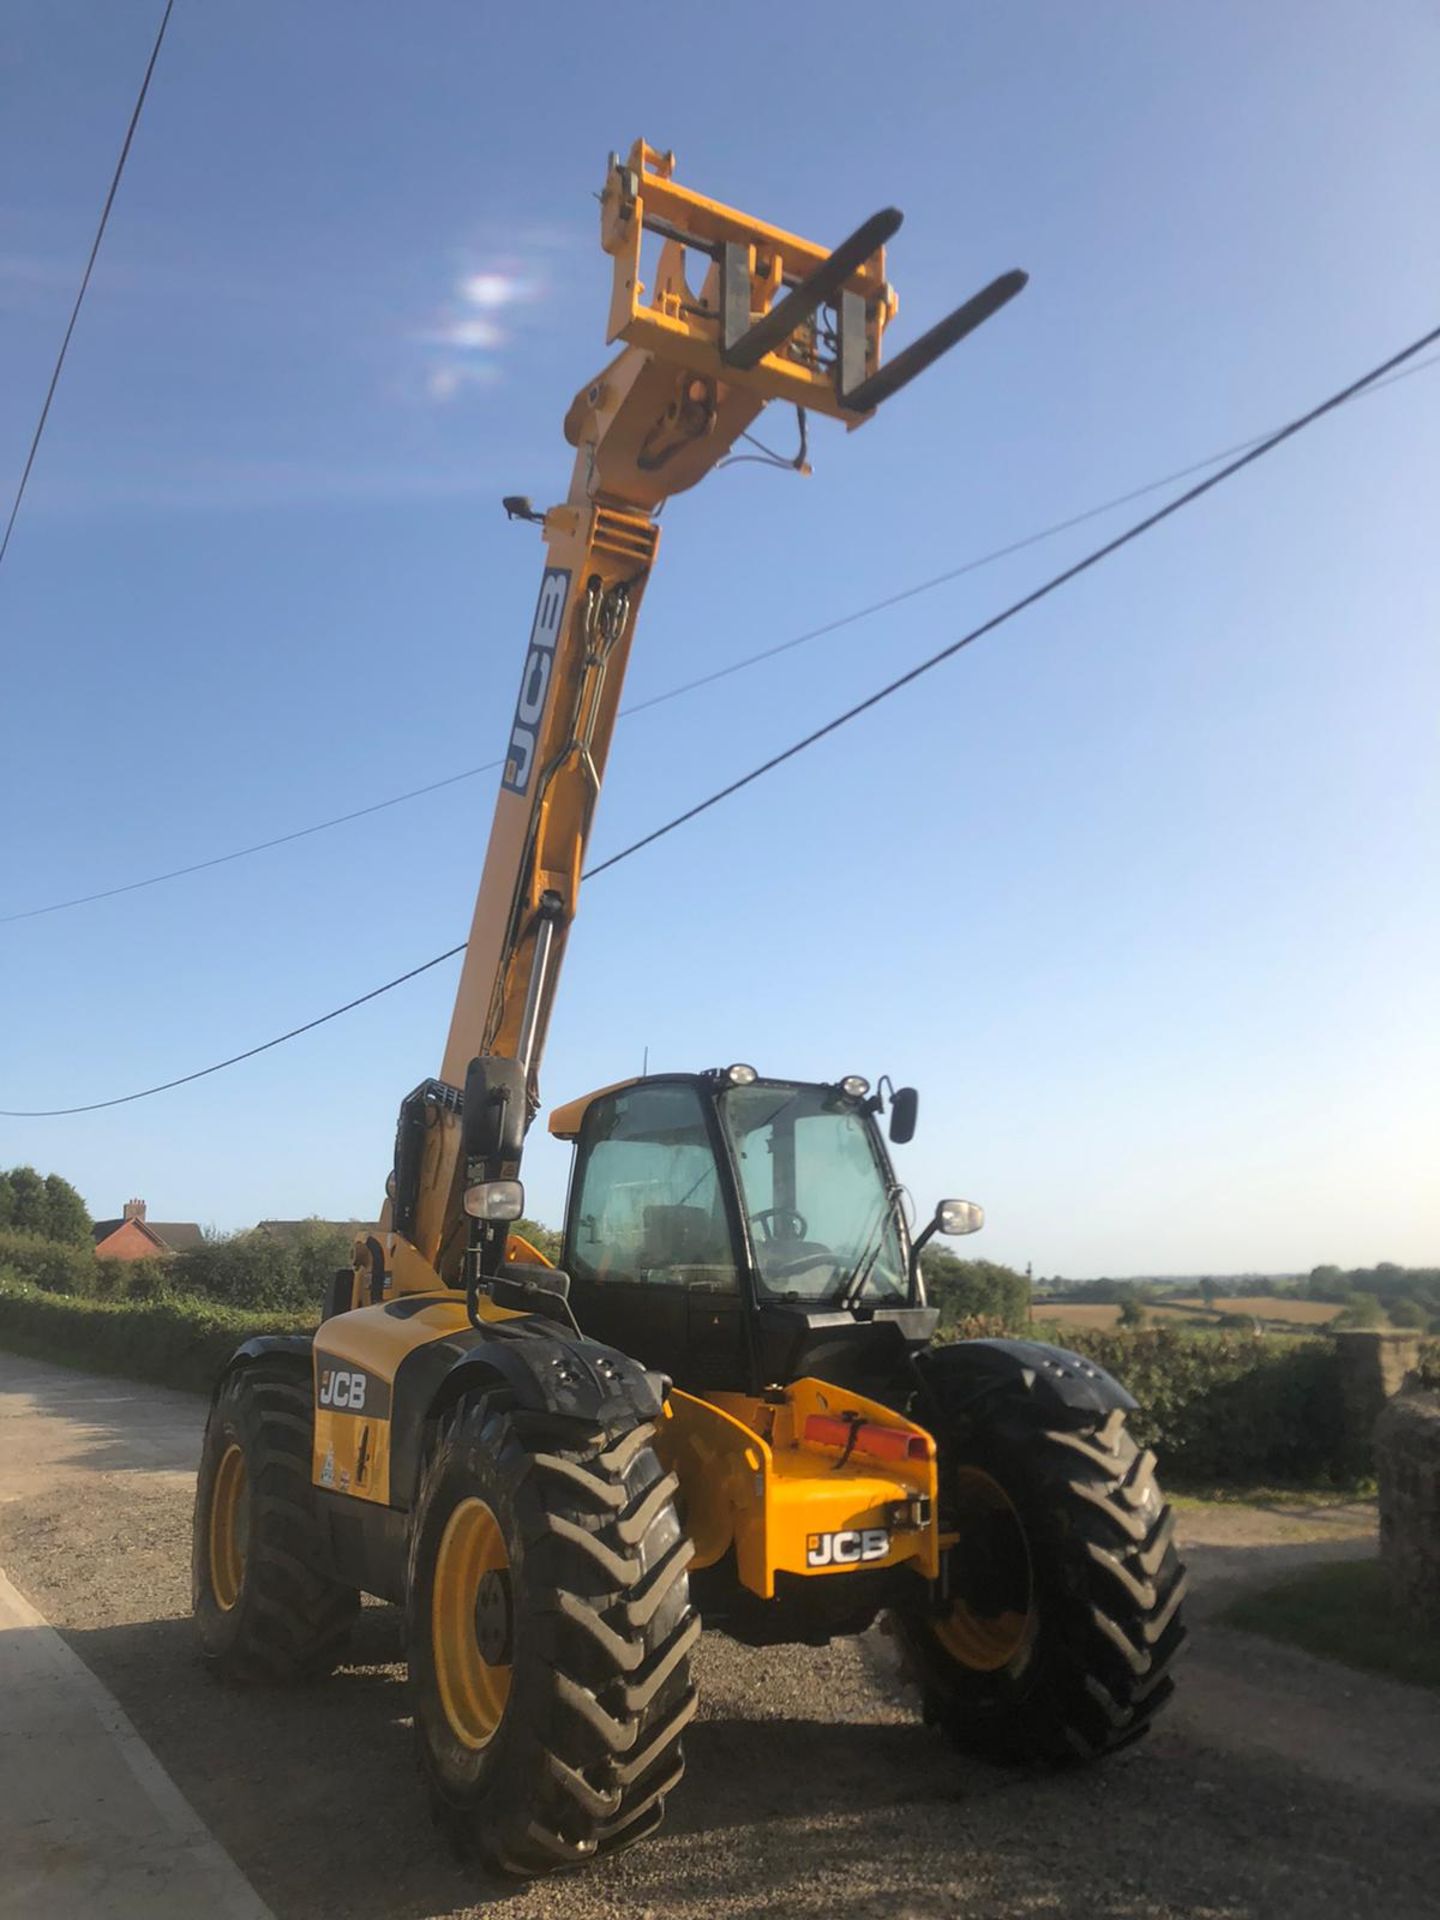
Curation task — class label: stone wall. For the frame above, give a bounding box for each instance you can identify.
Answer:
[1334,1331,1422,1476]
[1374,1389,1440,1638]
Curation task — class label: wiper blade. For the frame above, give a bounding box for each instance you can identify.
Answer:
[834,1191,899,1309]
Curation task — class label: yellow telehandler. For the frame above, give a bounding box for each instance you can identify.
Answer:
[192,142,1186,1876]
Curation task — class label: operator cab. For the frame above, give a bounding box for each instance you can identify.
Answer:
[549,1067,945,1395]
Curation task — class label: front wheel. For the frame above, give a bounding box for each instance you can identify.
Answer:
[406,1389,698,1877]
[890,1400,1187,1762]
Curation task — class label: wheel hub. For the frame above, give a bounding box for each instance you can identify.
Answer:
[473,1566,513,1666]
[932,1466,1034,1672]
[208,1441,248,1612]
[431,1496,513,1750]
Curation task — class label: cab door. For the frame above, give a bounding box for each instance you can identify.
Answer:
[562,1079,751,1390]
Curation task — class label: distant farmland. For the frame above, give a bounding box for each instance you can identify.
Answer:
[1171,1295,1344,1326]
[1036,1295,1345,1333]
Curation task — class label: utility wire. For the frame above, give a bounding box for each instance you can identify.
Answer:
[0,946,469,1118]
[0,0,175,576]
[4,317,1436,1118]
[6,347,1434,928]
[0,761,505,924]
[582,321,1440,878]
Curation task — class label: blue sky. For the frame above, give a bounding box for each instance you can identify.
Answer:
[1,1,1436,1276]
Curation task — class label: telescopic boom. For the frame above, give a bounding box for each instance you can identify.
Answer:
[370,139,1025,1302]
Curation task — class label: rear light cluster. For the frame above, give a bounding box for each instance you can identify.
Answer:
[802,1414,928,1463]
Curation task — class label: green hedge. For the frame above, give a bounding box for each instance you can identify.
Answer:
[1035,1326,1348,1484]
[1415,1341,1440,1390]
[0,1278,313,1395]
[168,1224,353,1312]
[0,1226,179,1301]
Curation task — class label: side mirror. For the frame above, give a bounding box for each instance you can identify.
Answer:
[888,1086,918,1145]
[462,1055,527,1168]
[911,1195,985,1264]
[936,1198,984,1237]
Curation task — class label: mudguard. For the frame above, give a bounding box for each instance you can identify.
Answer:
[211,1333,314,1400]
[912,1336,1137,1428]
[387,1318,667,1513]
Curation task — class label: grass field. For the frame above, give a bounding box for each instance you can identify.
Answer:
[1222,1559,1440,1692]
[1171,1295,1343,1325]
[1038,1300,1218,1330]
[1035,1302,1129,1329]
[1037,1294,1343,1332]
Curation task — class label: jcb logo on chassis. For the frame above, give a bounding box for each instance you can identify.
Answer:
[805,1528,889,1568]
[318,1369,368,1412]
[502,567,571,796]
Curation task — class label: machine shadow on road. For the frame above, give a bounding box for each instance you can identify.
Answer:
[42,1594,1440,1920]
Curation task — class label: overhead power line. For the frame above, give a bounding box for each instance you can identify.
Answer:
[581,322,1440,877]
[5,347,1435,927]
[0,0,175,576]
[3,316,1437,1118]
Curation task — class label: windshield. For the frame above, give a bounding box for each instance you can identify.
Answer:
[719,1083,908,1304]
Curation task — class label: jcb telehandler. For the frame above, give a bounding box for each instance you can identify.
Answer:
[193,142,1186,1876]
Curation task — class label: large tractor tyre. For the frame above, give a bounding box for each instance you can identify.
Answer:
[192,1359,360,1681]
[891,1399,1187,1764]
[406,1388,698,1878]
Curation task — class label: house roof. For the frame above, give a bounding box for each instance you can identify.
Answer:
[92,1218,204,1253]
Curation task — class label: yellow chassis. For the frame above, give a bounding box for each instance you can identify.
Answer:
[311,1293,939,1604]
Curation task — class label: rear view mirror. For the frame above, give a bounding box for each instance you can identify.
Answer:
[889,1086,918,1145]
[462,1055,527,1169]
[936,1198,984,1237]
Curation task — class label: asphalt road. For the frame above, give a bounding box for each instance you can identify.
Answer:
[2,1350,1438,1920]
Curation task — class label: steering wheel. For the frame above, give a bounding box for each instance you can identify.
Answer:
[750,1207,808,1243]
[764,1251,836,1282]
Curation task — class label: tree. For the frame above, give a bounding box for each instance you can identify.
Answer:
[2,1166,48,1236]
[42,1172,91,1245]
[1117,1294,1150,1328]
[1333,1293,1384,1329]
[514,1216,563,1264]
[1386,1298,1427,1330]
[920,1251,1030,1333]
[1307,1265,1345,1301]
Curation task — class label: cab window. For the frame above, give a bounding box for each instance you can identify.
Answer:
[569,1082,737,1292]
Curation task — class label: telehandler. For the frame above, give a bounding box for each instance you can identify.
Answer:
[193,141,1186,1876]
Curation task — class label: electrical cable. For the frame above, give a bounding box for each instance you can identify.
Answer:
[0,945,469,1117]
[582,322,1440,876]
[6,348,1434,928]
[0,0,175,576]
[3,316,1436,1117]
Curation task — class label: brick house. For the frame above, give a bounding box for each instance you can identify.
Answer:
[91,1198,203,1262]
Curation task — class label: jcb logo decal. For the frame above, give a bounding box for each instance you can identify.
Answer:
[502,568,570,796]
[806,1528,889,1568]
[314,1351,391,1420]
[318,1368,367,1412]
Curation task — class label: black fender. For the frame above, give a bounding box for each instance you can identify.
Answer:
[210,1333,314,1403]
[912,1336,1137,1430]
[387,1318,667,1514]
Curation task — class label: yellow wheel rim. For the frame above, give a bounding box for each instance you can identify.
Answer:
[432,1497,513,1750]
[931,1467,1034,1673]
[209,1442,248,1612]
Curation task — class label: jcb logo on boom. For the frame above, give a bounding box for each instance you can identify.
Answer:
[502,568,571,796]
[805,1528,889,1568]
[318,1369,368,1413]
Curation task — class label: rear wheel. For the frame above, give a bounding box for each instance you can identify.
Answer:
[891,1399,1187,1762]
[192,1359,360,1681]
[406,1388,697,1877]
